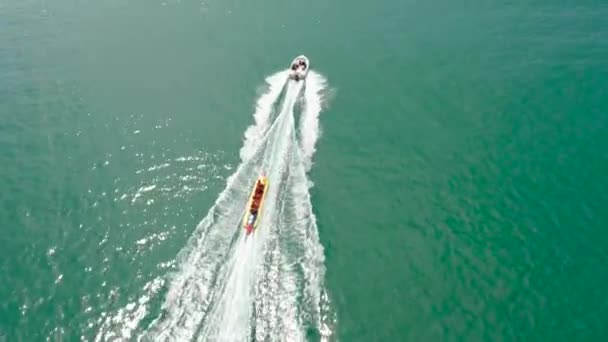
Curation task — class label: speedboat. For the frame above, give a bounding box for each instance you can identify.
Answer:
[242,175,269,235]
[288,55,310,81]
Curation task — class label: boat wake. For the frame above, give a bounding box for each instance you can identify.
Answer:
[95,68,334,341]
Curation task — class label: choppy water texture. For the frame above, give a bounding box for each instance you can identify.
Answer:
[2,0,608,341]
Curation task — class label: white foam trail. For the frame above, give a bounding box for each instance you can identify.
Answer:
[288,141,335,342]
[240,70,288,162]
[197,236,258,341]
[256,73,335,341]
[97,70,335,342]
[299,71,328,171]
[301,72,336,338]
[192,76,336,342]
[137,77,292,342]
[198,81,303,341]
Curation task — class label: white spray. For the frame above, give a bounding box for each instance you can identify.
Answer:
[94,69,334,342]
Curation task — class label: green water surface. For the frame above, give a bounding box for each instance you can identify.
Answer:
[1,0,608,340]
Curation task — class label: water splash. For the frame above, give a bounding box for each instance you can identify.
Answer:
[94,69,334,342]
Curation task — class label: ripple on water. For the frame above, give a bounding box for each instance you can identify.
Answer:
[74,142,232,340]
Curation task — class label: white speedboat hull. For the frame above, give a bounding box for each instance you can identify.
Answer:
[288,55,310,81]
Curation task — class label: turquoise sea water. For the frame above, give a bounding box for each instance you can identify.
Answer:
[2,0,608,340]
